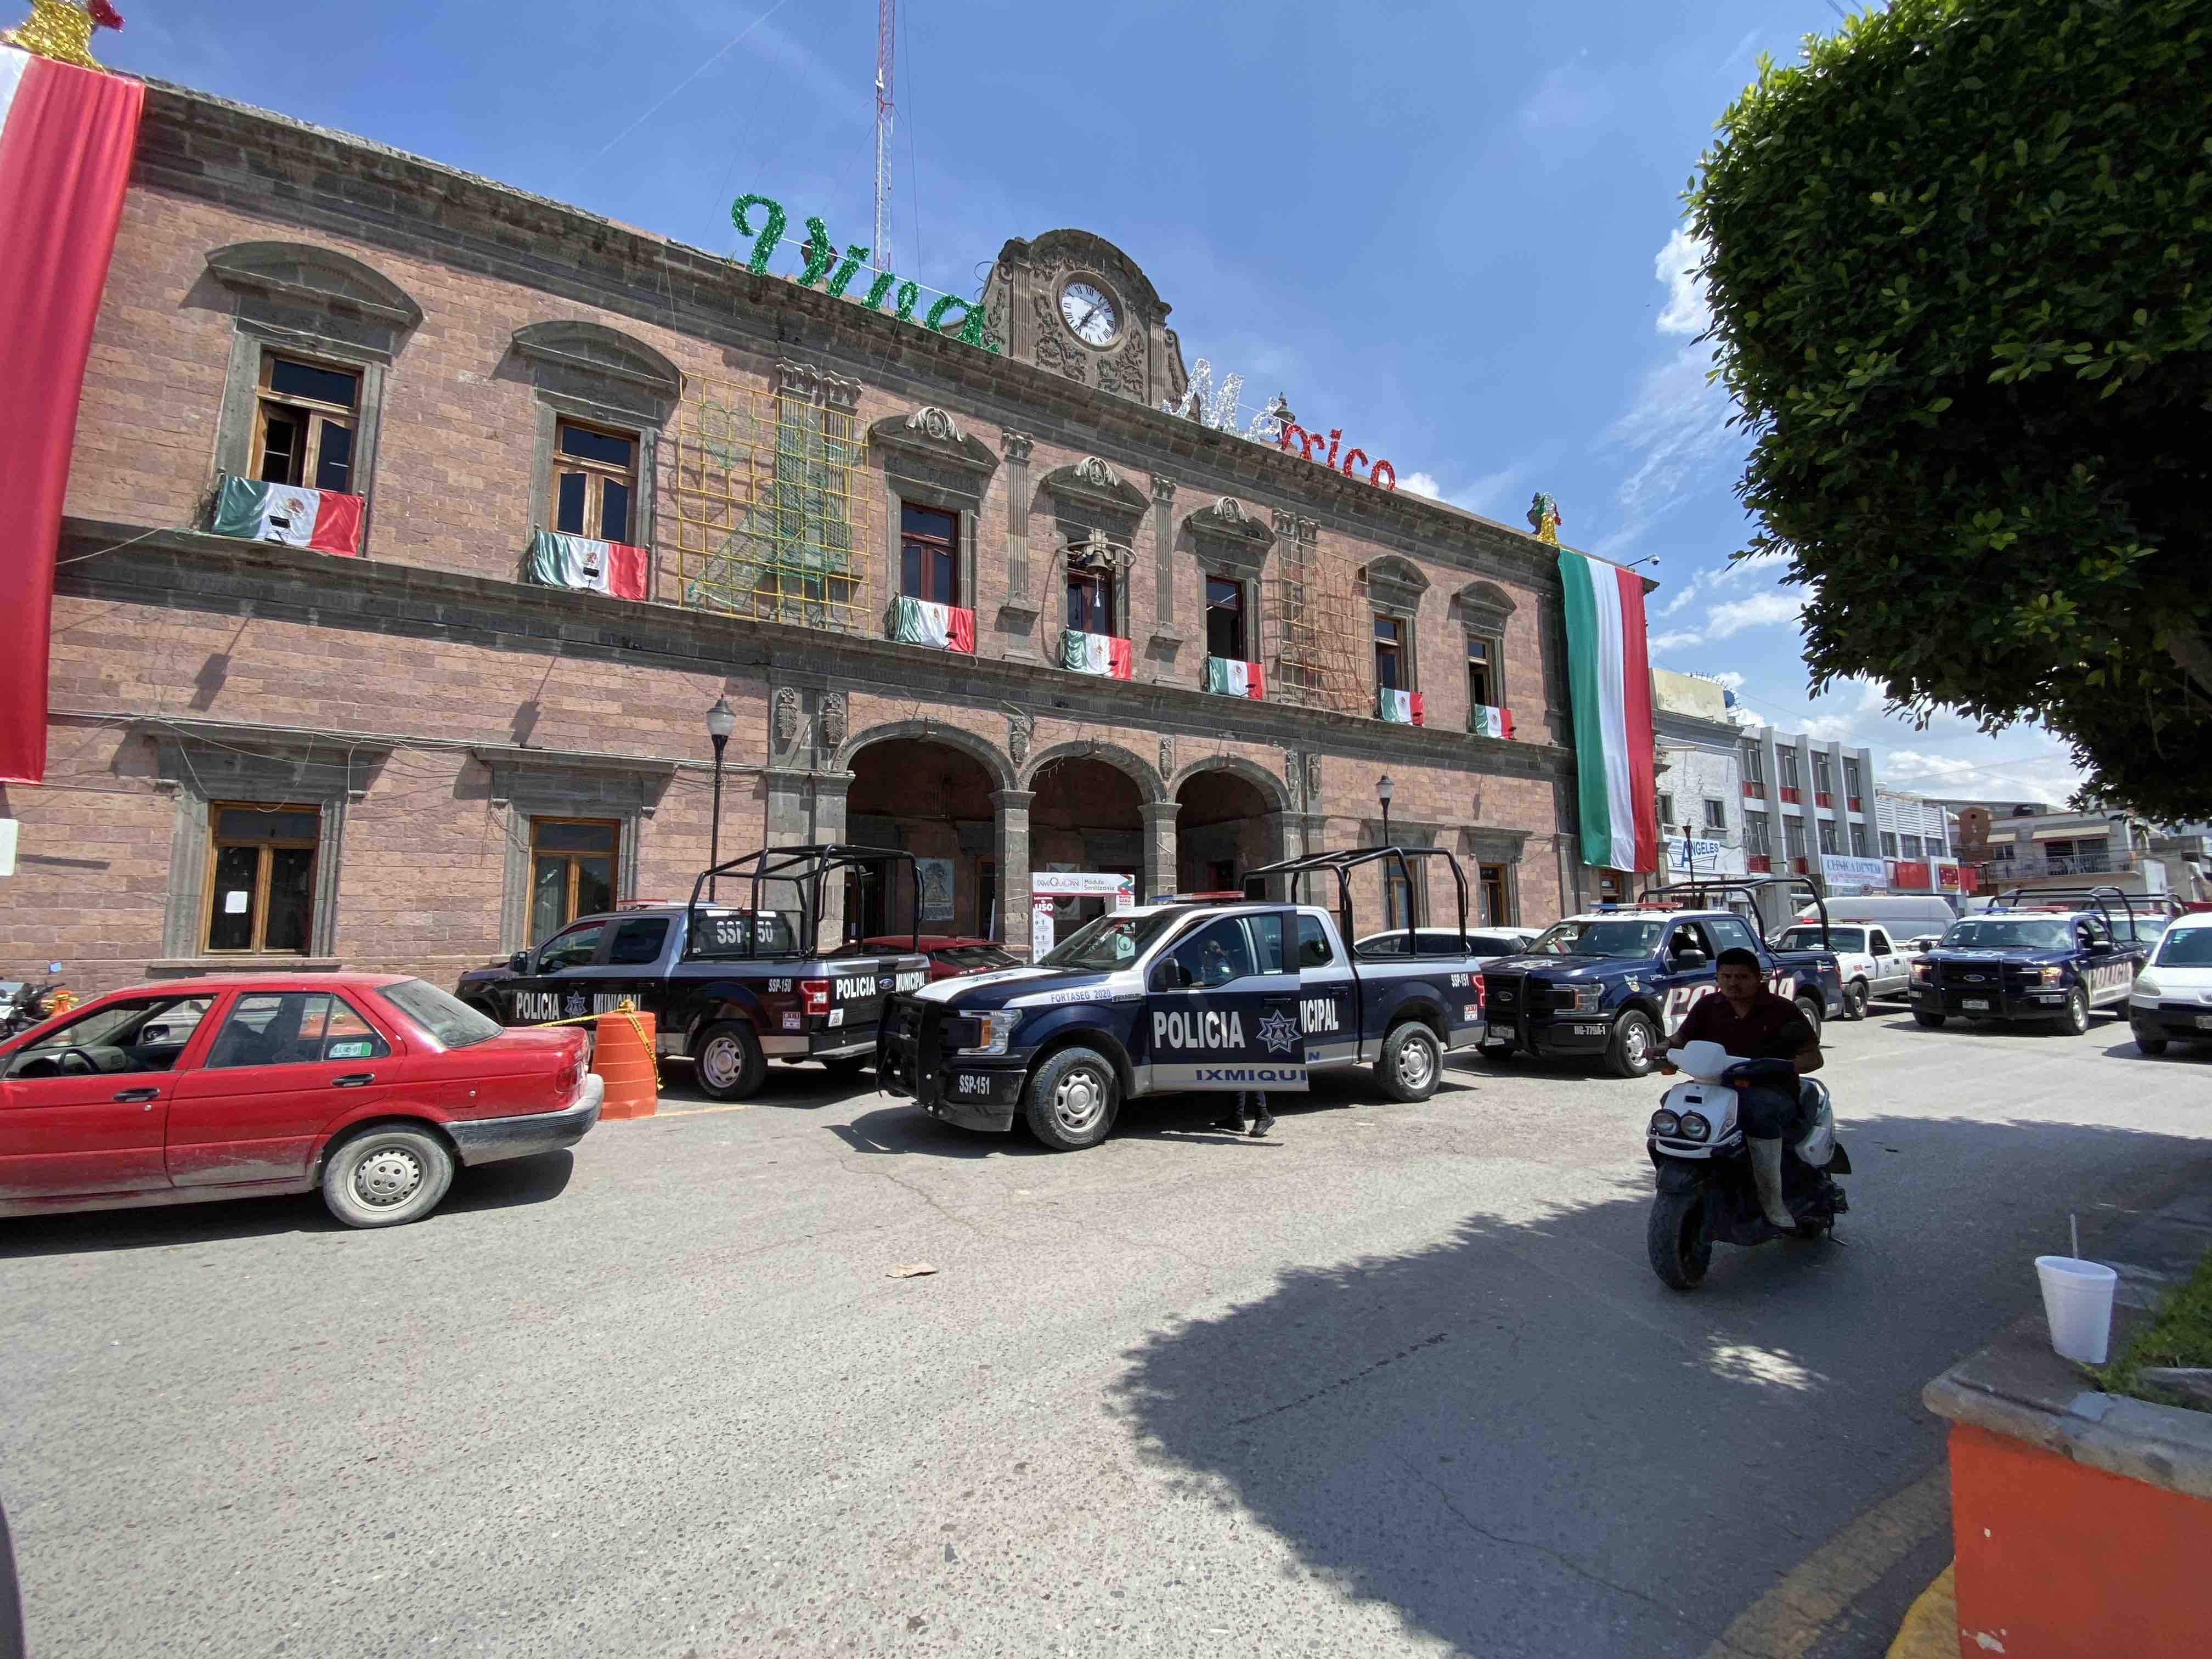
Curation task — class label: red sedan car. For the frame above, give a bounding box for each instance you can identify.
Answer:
[861,934,1022,981]
[0,973,600,1229]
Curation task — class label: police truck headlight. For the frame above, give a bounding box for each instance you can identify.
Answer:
[1911,962,1931,984]
[1678,1112,1712,1143]
[956,1010,1023,1056]
[1561,985,1602,1012]
[2038,965,2063,985]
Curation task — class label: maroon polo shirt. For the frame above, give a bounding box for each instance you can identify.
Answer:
[1676,988,1817,1061]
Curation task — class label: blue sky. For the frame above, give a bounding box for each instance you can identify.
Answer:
[105,0,2080,804]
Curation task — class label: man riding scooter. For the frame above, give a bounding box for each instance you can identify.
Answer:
[1658,948,1824,1232]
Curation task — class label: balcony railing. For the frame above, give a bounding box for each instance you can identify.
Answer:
[1980,849,2137,879]
[1742,780,1763,797]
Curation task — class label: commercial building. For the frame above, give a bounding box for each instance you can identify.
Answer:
[1955,805,2183,902]
[1652,670,1744,879]
[1736,725,1881,891]
[3,78,1598,994]
[1874,787,1961,895]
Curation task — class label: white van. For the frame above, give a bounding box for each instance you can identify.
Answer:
[1789,894,1958,952]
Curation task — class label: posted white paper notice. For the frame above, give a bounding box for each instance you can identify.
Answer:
[223,890,249,914]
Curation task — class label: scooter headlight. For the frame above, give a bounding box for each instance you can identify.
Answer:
[1678,1111,1712,1143]
[1649,1109,1680,1137]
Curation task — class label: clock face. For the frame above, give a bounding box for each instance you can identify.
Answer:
[1059,280,1120,347]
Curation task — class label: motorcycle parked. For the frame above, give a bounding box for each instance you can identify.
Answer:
[1645,1039,1852,1290]
[0,964,66,1039]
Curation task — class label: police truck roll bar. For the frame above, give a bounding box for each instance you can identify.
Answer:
[1242,844,1473,957]
[684,843,921,960]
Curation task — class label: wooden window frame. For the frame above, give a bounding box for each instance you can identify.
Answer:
[1702,798,1727,831]
[1066,565,1116,636]
[250,353,360,494]
[529,816,622,940]
[203,801,322,955]
[1464,631,1499,714]
[1373,612,1409,694]
[900,503,961,606]
[551,418,640,544]
[1204,572,1249,662]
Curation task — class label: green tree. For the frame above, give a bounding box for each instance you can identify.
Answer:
[1689,0,2211,817]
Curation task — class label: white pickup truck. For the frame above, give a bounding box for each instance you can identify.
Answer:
[1771,921,1915,1019]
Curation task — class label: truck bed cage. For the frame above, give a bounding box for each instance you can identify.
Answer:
[683,844,919,961]
[1242,845,1470,957]
[1635,874,1832,950]
[1986,883,2172,940]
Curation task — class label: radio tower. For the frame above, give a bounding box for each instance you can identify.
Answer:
[873,0,895,272]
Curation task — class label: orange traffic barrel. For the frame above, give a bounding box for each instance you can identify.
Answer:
[592,1008,659,1120]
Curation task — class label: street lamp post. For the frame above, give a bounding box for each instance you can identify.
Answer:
[1377,772,1398,933]
[1378,772,1395,847]
[705,696,735,900]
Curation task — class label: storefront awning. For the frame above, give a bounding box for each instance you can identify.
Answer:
[2032,826,2101,842]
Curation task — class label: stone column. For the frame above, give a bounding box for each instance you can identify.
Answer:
[1001,429,1034,598]
[1264,808,1304,868]
[1140,800,1179,903]
[1150,472,1177,631]
[812,771,853,946]
[994,788,1035,957]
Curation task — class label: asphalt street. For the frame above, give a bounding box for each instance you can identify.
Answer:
[3,1009,2207,1658]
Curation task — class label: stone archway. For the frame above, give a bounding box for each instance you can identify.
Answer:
[1173,760,1290,895]
[844,735,1007,941]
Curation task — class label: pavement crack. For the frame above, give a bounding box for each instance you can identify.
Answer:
[831,1152,990,1238]
[1402,1459,1734,1646]
[1233,1332,1448,1425]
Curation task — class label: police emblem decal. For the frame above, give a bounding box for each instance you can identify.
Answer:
[1257,1009,1299,1054]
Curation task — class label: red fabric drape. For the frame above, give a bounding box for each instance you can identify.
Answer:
[0,51,144,784]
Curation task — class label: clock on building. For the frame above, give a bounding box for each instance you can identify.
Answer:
[1058,279,1120,346]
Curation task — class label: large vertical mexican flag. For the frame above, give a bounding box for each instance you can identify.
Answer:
[1559,550,1658,872]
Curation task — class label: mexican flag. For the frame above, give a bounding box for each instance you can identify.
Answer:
[1377,688,1424,725]
[1203,656,1264,698]
[527,529,648,600]
[210,475,363,555]
[1471,704,1514,740]
[1559,549,1658,872]
[889,595,974,653]
[1062,629,1131,679]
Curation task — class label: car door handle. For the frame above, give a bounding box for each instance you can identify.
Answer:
[112,1087,160,1103]
[331,1073,376,1088]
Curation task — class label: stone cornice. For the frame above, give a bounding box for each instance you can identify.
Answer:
[133,80,1583,597]
[58,517,1574,786]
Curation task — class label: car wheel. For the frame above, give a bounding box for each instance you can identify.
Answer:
[1843,979,1870,1020]
[1913,1009,1946,1029]
[1646,1190,1710,1290]
[2058,989,2090,1036]
[321,1126,454,1229]
[1377,1022,1442,1102]
[1795,994,1826,1038]
[1607,1009,1660,1079]
[1023,1047,1118,1152]
[693,1019,767,1101]
[2136,1035,2168,1056]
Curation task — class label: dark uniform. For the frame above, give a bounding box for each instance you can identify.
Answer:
[1675,988,1818,1139]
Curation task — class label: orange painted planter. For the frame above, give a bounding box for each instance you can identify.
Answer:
[591,1009,658,1120]
[1946,1415,2212,1658]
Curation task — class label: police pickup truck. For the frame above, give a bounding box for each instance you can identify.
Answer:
[876,847,1491,1151]
[1475,878,1846,1078]
[1908,885,2157,1035]
[456,845,929,1101]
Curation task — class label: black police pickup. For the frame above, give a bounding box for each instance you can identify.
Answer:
[1908,885,2157,1035]
[877,847,1492,1151]
[456,845,929,1101]
[1476,877,1846,1078]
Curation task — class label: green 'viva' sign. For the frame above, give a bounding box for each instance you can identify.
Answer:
[731,194,998,353]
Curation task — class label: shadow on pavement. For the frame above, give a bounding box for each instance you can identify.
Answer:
[0,1149,576,1257]
[1110,1113,2212,1658]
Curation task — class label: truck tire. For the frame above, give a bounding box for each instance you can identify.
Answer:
[1376,1022,1442,1102]
[1913,1009,1946,1029]
[1606,1010,1660,1079]
[693,1019,767,1101]
[2057,989,2090,1036]
[1022,1046,1119,1151]
[321,1125,455,1229]
[1646,1190,1710,1290]
[1843,979,1870,1020]
[1795,993,1825,1037]
[2136,1034,2168,1056]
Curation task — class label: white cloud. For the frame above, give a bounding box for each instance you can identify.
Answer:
[1400,472,1442,499]
[1397,466,1527,520]
[1709,671,1746,692]
[1647,629,1705,655]
[1655,554,1777,619]
[1705,591,1803,640]
[1655,229,1711,337]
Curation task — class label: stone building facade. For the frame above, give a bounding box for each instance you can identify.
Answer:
[3,80,1600,994]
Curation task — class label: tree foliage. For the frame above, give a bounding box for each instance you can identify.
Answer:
[1690,0,2211,817]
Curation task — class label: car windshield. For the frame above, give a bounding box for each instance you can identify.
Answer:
[1040,911,1182,971]
[1530,919,1666,957]
[1778,926,1864,951]
[2154,927,2212,967]
[377,979,503,1048]
[1940,918,2074,951]
[939,945,1019,971]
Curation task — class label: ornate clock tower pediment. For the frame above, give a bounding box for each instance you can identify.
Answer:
[980,229,1189,409]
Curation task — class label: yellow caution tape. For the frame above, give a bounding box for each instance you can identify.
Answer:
[525,998,660,1090]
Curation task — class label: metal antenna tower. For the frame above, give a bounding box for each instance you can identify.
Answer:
[873,0,895,269]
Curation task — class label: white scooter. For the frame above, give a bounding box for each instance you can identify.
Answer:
[1644,1039,1852,1290]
